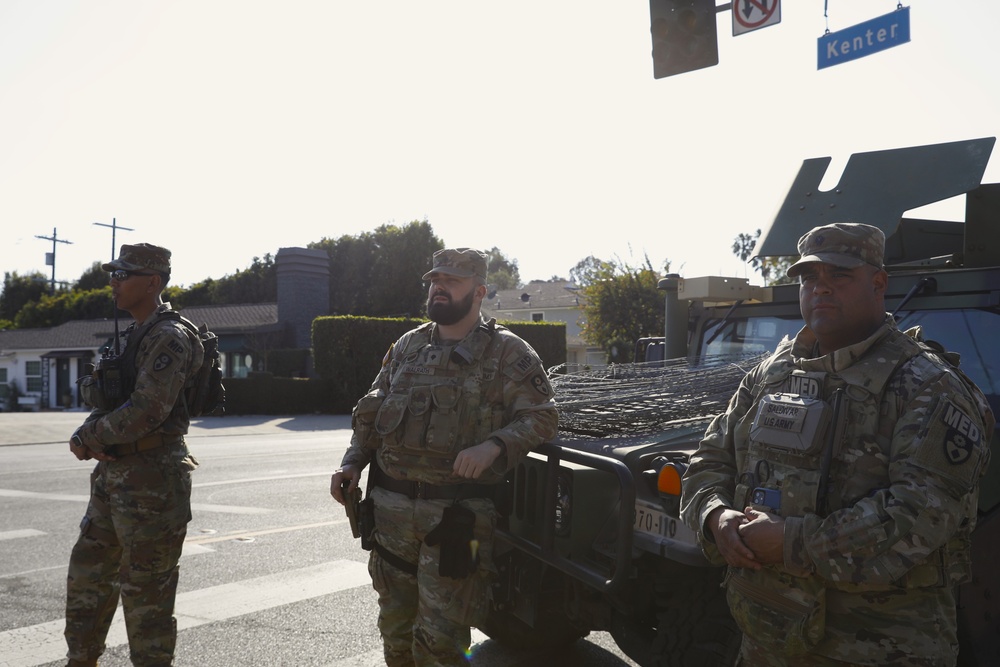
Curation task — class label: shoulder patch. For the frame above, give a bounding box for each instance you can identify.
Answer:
[530,373,552,397]
[940,400,982,465]
[514,352,536,375]
[153,352,174,372]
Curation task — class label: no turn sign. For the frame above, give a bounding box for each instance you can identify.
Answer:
[733,0,781,36]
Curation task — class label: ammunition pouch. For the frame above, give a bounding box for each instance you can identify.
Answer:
[423,503,480,579]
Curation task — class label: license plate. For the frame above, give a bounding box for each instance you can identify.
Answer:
[633,500,697,542]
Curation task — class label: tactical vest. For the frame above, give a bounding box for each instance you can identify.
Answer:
[726,330,937,655]
[373,320,504,482]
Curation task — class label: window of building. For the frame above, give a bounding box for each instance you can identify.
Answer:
[532,312,544,322]
[25,360,42,392]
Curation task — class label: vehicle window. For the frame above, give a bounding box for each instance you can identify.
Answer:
[701,316,801,358]
[894,308,1000,401]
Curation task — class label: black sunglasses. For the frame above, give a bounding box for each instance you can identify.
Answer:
[110,269,156,281]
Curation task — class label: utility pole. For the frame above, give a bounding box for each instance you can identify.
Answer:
[34,227,72,293]
[93,217,134,261]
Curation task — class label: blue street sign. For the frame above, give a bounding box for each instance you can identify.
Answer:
[818,6,910,70]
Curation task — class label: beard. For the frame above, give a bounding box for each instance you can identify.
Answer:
[427,289,475,326]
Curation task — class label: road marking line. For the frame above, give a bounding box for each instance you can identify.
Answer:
[184,519,344,545]
[0,529,45,541]
[194,471,329,487]
[0,488,272,515]
[0,559,371,667]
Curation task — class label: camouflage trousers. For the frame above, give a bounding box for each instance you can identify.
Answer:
[65,442,196,666]
[737,629,959,667]
[368,486,498,667]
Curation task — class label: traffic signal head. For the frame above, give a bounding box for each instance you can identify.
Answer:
[649,0,719,79]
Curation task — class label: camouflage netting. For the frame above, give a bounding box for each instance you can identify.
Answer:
[548,354,769,439]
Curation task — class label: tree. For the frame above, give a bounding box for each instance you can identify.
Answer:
[578,256,665,359]
[0,271,49,322]
[14,287,115,328]
[570,256,615,287]
[311,220,443,317]
[732,229,795,286]
[484,247,520,290]
[74,262,109,292]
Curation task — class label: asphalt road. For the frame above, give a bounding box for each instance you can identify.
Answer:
[0,411,638,667]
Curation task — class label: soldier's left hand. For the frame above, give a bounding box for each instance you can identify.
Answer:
[738,507,785,565]
[453,440,502,479]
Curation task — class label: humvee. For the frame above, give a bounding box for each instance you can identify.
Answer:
[481,137,1000,666]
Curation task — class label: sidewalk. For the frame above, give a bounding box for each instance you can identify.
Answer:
[0,411,350,447]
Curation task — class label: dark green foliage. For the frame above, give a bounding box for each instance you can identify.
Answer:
[173,255,276,308]
[499,320,567,371]
[484,246,521,290]
[311,220,443,317]
[14,287,116,328]
[579,257,666,354]
[1,271,50,322]
[312,315,423,412]
[222,375,336,415]
[262,348,311,378]
[74,262,109,291]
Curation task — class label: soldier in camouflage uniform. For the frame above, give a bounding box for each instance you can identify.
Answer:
[65,243,204,667]
[330,247,558,666]
[680,223,994,667]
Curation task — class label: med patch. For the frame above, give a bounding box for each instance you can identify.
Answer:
[941,401,981,465]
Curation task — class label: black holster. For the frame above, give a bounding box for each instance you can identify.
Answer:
[423,504,480,579]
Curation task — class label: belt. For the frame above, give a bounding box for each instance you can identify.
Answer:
[111,433,183,457]
[371,464,497,501]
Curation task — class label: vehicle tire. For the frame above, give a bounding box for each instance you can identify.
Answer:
[649,565,741,667]
[480,605,588,651]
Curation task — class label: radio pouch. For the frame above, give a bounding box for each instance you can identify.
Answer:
[424,504,479,579]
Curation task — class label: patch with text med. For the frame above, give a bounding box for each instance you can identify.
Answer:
[941,400,981,465]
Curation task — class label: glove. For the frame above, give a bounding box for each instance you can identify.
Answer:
[424,504,480,579]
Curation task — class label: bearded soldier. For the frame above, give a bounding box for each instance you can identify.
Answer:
[330,247,558,666]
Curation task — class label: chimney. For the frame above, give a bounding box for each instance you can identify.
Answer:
[276,247,330,350]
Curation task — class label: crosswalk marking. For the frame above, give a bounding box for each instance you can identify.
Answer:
[0,559,371,667]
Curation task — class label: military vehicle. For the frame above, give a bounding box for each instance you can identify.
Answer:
[480,137,1000,666]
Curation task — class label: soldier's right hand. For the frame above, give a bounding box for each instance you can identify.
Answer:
[330,465,360,505]
[708,506,761,570]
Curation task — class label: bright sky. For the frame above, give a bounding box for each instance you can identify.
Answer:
[1,1,998,290]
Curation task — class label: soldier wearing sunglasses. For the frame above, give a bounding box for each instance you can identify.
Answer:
[65,243,204,667]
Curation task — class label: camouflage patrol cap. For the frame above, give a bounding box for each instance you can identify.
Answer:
[101,243,172,275]
[421,247,488,281]
[786,222,884,278]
